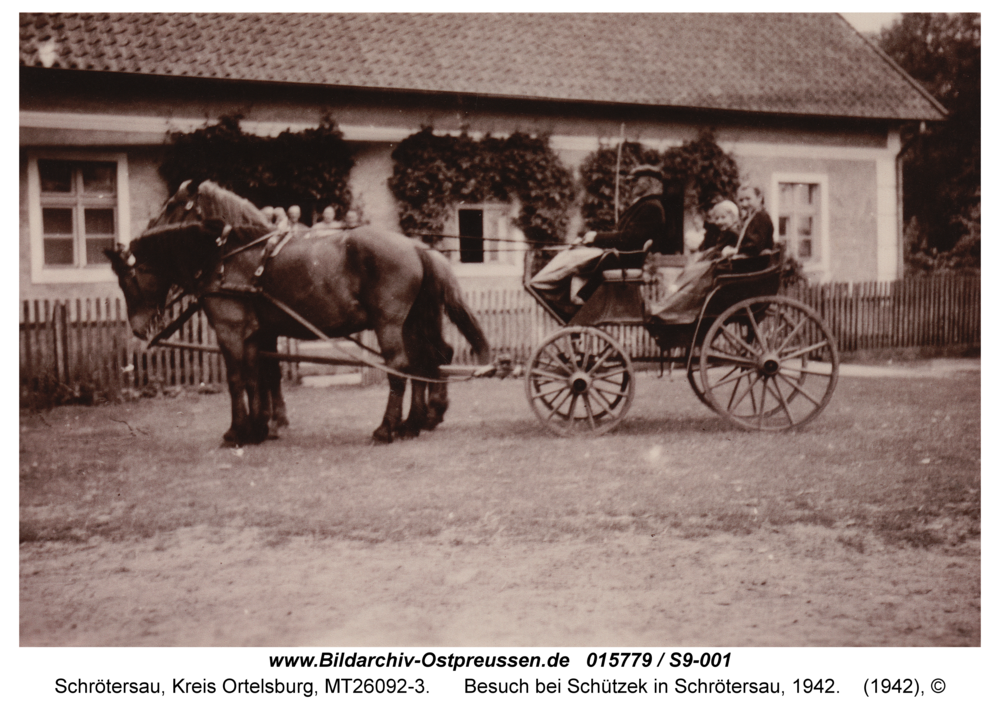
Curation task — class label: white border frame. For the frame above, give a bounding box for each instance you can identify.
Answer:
[26,149,130,284]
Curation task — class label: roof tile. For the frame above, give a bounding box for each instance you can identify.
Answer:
[18,12,944,121]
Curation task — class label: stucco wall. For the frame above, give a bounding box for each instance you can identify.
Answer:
[20,70,901,299]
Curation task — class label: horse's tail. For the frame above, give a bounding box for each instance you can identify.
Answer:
[419,248,491,365]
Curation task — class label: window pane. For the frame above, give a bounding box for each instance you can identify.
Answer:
[42,207,74,235]
[44,238,74,265]
[82,163,117,195]
[458,209,484,264]
[38,160,73,193]
[778,216,789,237]
[84,208,115,235]
[798,239,813,260]
[86,238,115,265]
[798,216,813,236]
[779,184,795,210]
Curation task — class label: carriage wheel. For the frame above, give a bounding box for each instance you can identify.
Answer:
[687,355,712,407]
[525,327,635,437]
[699,296,838,431]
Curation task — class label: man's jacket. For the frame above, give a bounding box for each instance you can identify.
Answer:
[590,194,666,252]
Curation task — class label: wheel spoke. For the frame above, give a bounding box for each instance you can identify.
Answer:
[591,366,629,380]
[541,345,574,376]
[586,344,616,375]
[589,386,615,414]
[767,377,795,425]
[704,348,757,368]
[743,305,768,351]
[781,341,833,361]
[775,371,824,407]
[542,387,573,419]
[530,366,568,382]
[710,365,754,391]
[581,393,597,429]
[774,312,809,354]
[718,324,761,358]
[592,383,629,399]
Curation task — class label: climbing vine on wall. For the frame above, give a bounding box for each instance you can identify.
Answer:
[159,114,354,219]
[580,129,741,231]
[388,128,576,243]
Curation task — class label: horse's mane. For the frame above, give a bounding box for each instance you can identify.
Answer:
[196,181,273,235]
[134,180,274,266]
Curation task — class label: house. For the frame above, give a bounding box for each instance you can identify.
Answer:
[19,12,946,303]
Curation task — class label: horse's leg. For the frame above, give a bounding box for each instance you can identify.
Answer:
[397,378,427,440]
[260,335,288,436]
[372,324,410,443]
[241,338,271,444]
[373,375,407,443]
[425,341,453,430]
[219,344,251,446]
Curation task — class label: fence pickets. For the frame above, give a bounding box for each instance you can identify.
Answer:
[20,274,980,406]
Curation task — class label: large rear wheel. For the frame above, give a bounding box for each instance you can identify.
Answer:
[699,296,838,430]
[525,327,635,437]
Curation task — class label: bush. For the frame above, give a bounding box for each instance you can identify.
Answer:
[389,128,576,243]
[160,114,354,220]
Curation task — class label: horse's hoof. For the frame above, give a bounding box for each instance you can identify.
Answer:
[395,423,421,440]
[273,414,290,429]
[372,425,393,444]
[222,428,241,444]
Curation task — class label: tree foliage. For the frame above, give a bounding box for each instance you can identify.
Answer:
[159,114,354,220]
[878,13,980,272]
[388,128,576,242]
[579,130,741,232]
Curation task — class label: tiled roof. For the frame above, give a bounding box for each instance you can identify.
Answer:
[19,13,946,121]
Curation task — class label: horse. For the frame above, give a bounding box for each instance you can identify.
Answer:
[106,180,490,445]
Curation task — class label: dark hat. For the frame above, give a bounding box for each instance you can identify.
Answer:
[627,164,663,180]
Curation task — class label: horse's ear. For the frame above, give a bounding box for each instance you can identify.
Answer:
[104,245,128,275]
[178,179,202,197]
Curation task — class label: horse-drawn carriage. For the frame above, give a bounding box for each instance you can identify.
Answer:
[522,242,839,435]
[109,181,839,444]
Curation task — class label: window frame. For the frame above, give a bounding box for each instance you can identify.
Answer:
[27,150,130,284]
[770,173,830,282]
[445,202,526,277]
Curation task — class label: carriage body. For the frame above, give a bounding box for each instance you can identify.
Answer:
[523,246,839,435]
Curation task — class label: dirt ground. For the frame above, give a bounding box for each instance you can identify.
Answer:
[20,364,980,647]
[21,520,978,647]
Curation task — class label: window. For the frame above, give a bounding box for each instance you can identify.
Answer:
[773,175,829,280]
[27,152,130,283]
[444,203,526,276]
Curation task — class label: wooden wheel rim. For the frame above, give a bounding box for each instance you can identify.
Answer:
[525,327,636,437]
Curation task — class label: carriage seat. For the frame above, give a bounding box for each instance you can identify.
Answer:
[601,267,645,282]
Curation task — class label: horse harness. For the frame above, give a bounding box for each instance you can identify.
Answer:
[147,220,461,384]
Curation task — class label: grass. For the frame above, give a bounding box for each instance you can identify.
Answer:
[19,369,980,551]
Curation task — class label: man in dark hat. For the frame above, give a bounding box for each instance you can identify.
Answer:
[530,164,665,308]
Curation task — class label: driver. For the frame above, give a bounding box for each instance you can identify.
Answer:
[530,164,666,308]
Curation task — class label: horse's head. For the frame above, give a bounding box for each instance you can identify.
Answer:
[146,179,205,233]
[147,180,272,236]
[104,243,173,339]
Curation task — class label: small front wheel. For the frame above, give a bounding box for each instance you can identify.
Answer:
[699,296,839,431]
[525,327,635,437]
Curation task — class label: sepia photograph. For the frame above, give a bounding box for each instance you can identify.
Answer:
[19,10,980,657]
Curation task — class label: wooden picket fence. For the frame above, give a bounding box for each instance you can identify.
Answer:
[19,273,979,407]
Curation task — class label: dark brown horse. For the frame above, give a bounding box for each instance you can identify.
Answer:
[107,180,489,445]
